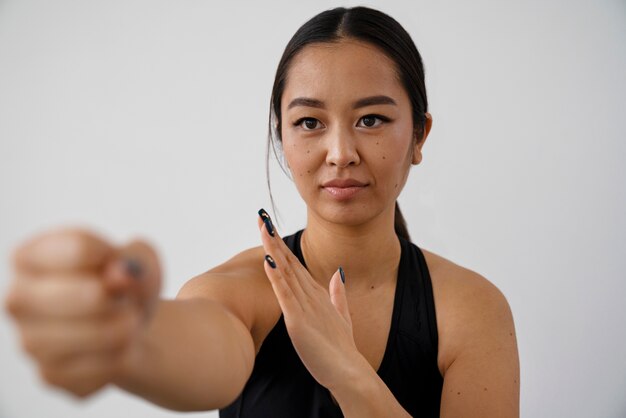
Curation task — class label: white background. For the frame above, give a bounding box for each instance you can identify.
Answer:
[1,1,625,417]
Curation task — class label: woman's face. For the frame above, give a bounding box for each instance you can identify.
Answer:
[280,39,431,226]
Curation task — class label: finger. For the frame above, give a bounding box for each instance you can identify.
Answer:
[103,239,162,319]
[329,267,352,327]
[258,220,312,308]
[38,351,121,398]
[13,228,114,274]
[257,209,319,296]
[257,208,275,237]
[263,254,303,314]
[18,306,139,362]
[5,274,115,319]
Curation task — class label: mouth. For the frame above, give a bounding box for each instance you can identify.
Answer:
[321,179,368,188]
[321,179,368,201]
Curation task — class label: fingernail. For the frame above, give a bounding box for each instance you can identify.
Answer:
[265,254,276,269]
[339,266,345,284]
[258,208,275,237]
[123,257,144,280]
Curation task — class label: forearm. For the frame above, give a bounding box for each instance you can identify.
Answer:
[329,354,412,418]
[114,298,254,411]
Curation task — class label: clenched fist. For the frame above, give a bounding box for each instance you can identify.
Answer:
[4,228,161,398]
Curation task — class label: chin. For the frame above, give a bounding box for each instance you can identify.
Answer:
[313,202,383,227]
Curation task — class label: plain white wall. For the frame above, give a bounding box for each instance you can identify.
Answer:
[1,0,625,417]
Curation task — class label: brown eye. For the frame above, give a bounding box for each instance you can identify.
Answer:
[304,119,318,130]
[294,117,322,131]
[362,116,377,127]
[357,114,388,128]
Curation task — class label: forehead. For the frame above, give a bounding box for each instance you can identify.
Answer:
[283,39,408,107]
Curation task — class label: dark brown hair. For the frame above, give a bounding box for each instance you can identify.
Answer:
[267,6,428,241]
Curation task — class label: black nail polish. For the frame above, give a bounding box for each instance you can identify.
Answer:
[123,257,144,280]
[339,266,345,284]
[265,254,277,269]
[258,208,275,237]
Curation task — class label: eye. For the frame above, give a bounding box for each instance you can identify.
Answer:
[294,117,323,131]
[357,114,390,128]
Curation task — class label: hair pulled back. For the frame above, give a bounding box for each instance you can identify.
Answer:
[267,6,428,241]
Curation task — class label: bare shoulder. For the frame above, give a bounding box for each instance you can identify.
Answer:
[176,245,281,355]
[421,248,520,416]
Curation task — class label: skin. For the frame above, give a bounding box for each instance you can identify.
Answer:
[254,38,520,416]
[4,38,520,417]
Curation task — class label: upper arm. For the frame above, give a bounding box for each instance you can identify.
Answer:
[438,272,520,418]
[175,246,280,354]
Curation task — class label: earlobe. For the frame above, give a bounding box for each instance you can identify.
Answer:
[411,150,422,165]
[412,112,432,165]
[411,131,423,165]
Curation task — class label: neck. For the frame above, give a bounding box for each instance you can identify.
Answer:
[300,205,402,294]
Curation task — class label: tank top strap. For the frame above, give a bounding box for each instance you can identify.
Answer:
[395,235,440,362]
[219,229,443,418]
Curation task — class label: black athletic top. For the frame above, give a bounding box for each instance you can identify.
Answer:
[219,229,443,418]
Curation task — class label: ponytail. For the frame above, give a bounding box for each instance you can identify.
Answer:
[394,201,411,241]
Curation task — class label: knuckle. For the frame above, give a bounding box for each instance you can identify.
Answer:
[72,386,96,399]
[127,238,158,263]
[67,380,101,399]
[80,280,107,309]
[21,332,39,356]
[39,365,61,386]
[62,228,110,268]
[11,239,33,270]
[69,232,94,261]
[283,265,294,277]
[4,288,22,317]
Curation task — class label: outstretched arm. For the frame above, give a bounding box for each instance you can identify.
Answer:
[5,228,256,412]
[114,296,255,411]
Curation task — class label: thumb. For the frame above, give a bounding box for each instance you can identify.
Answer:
[329,267,352,327]
[102,238,162,320]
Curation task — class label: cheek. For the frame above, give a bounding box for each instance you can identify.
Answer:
[363,136,413,191]
[283,139,320,180]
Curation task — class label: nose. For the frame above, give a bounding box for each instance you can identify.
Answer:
[325,126,360,168]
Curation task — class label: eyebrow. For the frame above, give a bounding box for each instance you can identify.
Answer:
[286,95,397,110]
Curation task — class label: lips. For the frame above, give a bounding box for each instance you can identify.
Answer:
[321,179,368,188]
[321,178,368,201]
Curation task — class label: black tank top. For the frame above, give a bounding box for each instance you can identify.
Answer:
[219,229,443,417]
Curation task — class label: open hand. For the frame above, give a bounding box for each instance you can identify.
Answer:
[257,209,363,391]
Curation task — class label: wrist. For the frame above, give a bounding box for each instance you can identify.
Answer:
[327,354,411,418]
[326,351,378,401]
[112,307,153,388]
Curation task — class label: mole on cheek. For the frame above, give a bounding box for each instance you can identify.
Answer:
[307,170,311,174]
[376,141,379,145]
[382,156,386,159]
[307,149,310,154]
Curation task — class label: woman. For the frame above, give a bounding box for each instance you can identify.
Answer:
[5,6,520,418]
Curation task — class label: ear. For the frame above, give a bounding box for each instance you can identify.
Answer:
[412,112,433,165]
